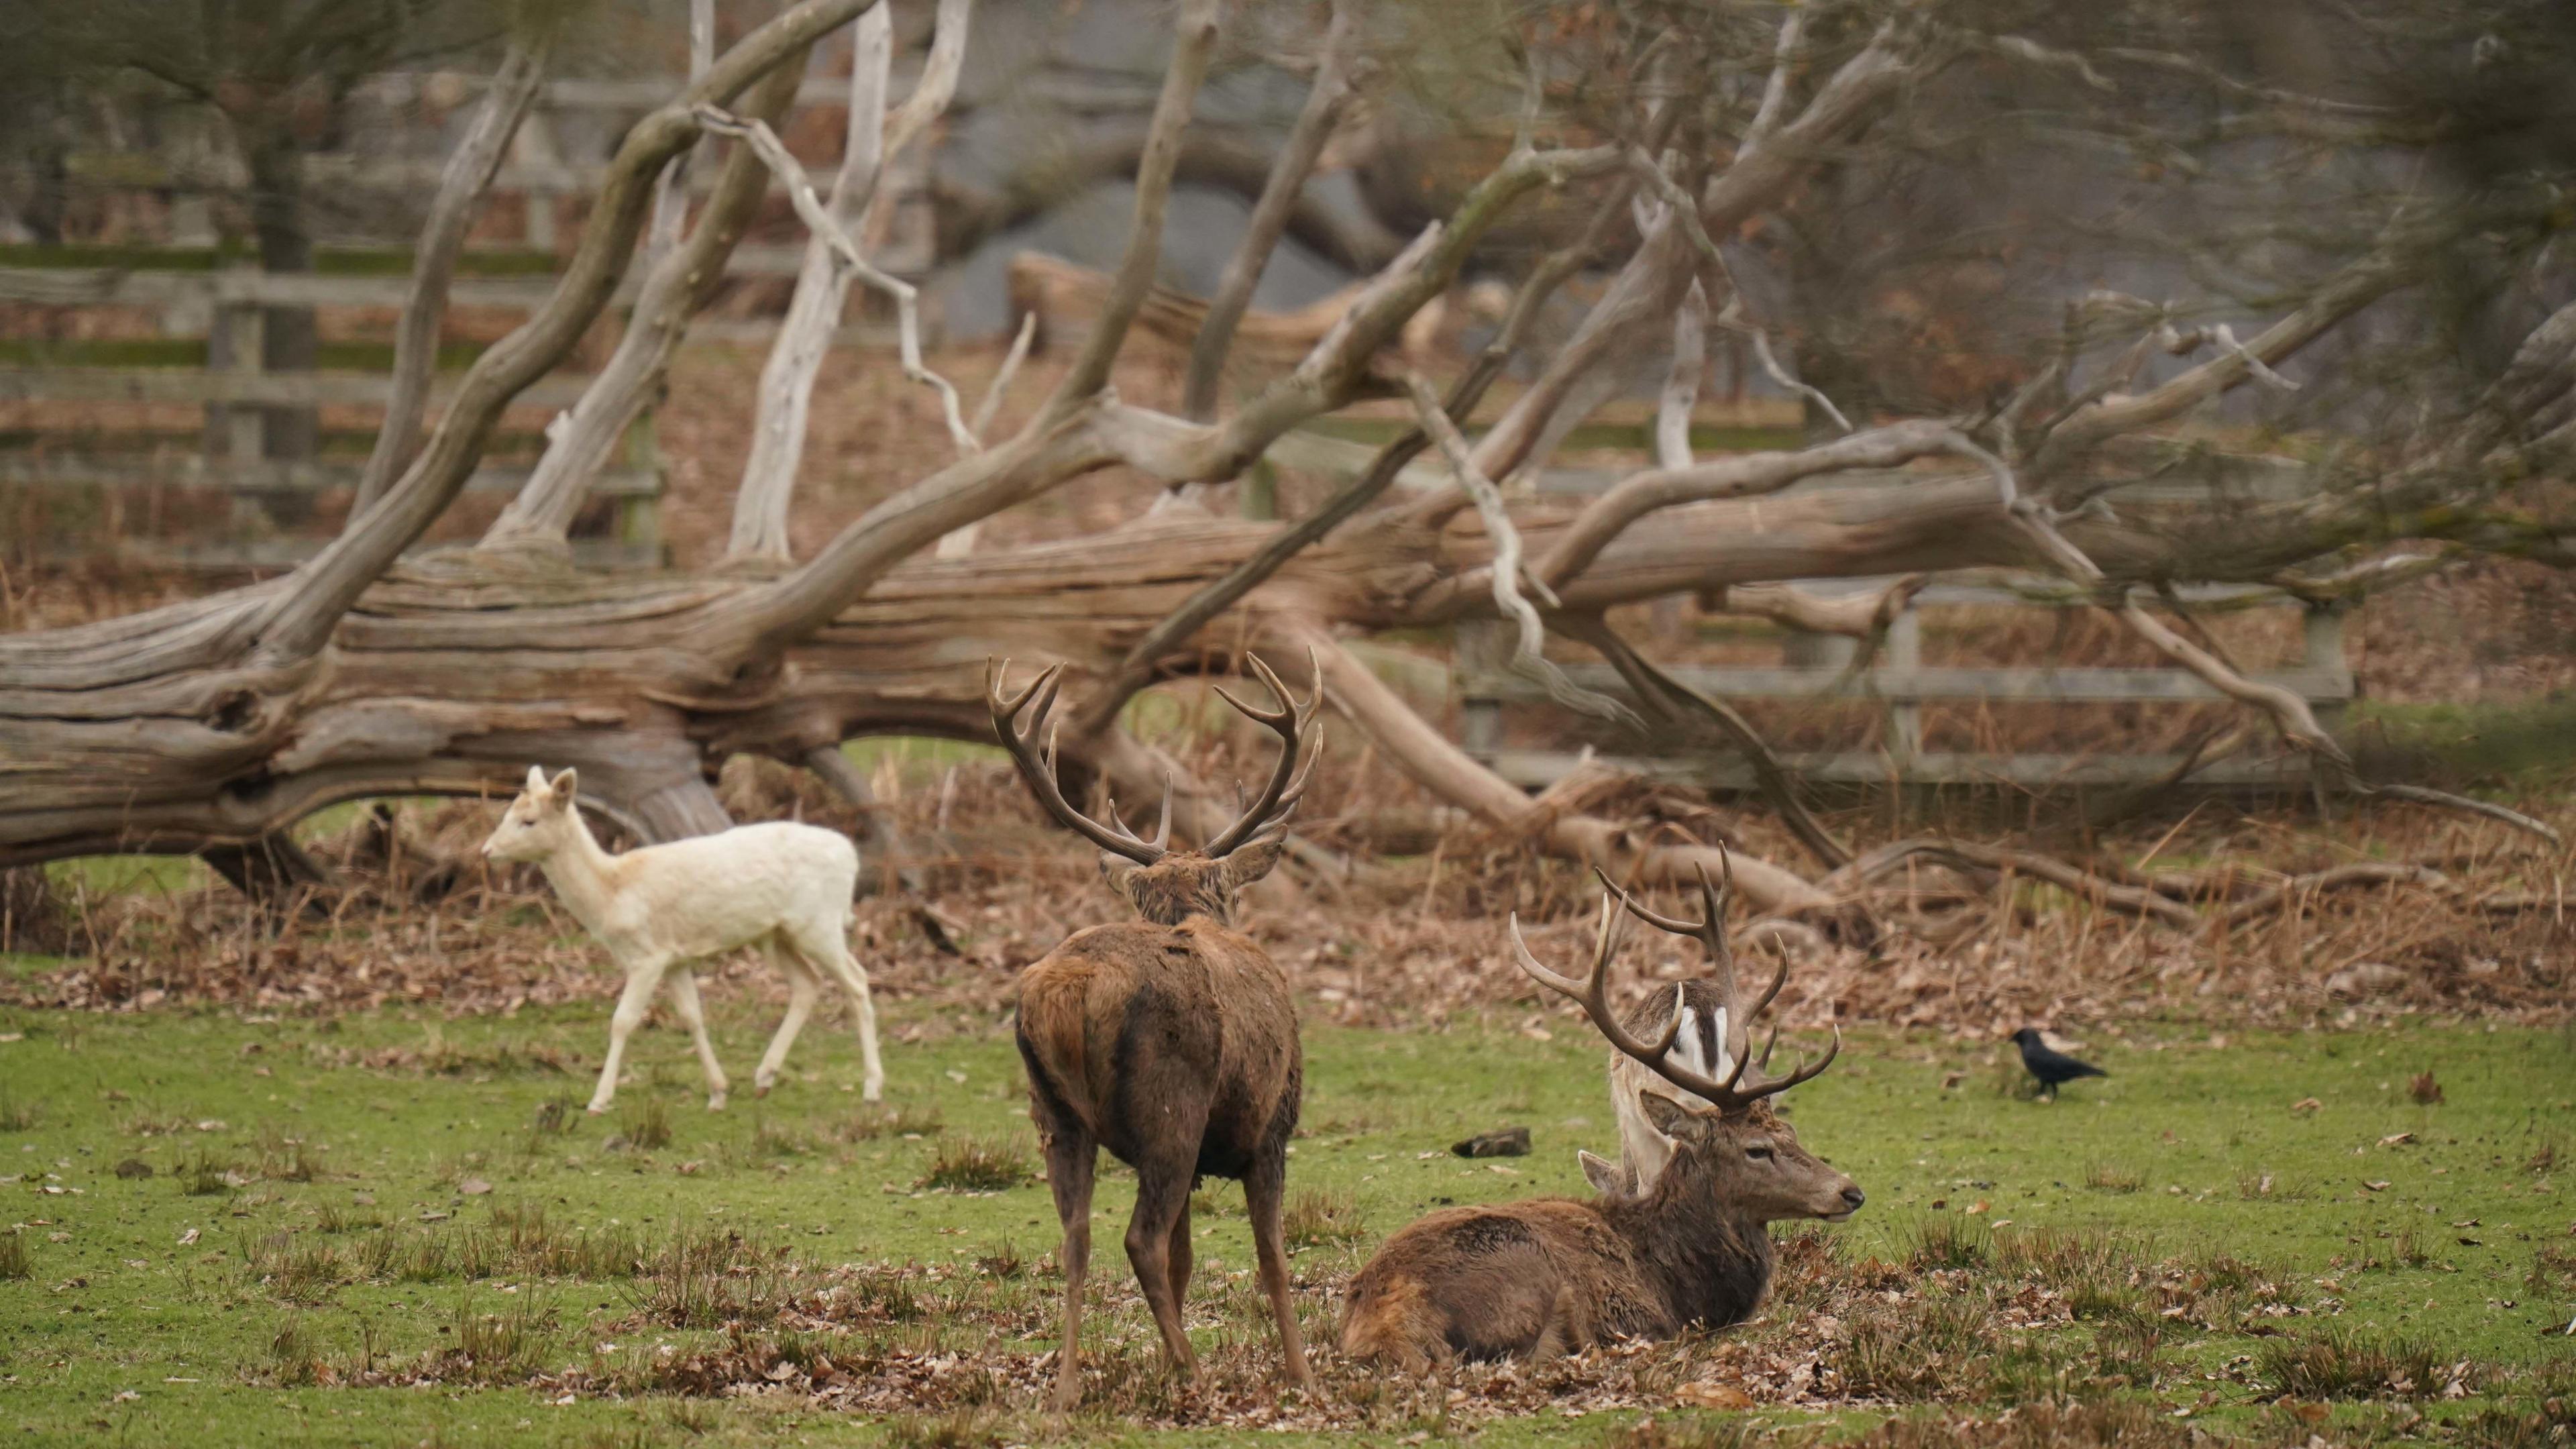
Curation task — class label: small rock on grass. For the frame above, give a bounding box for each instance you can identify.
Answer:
[112,1159,152,1180]
[1452,1126,1532,1159]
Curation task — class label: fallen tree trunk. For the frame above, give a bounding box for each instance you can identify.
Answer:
[0,474,2351,896]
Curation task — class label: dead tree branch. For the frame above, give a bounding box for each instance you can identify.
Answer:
[1065,176,1638,739]
[1050,0,1226,406]
[1556,613,1853,871]
[1655,279,1708,470]
[479,58,812,553]
[729,3,902,564]
[352,35,549,515]
[1298,626,1842,920]
[700,104,977,456]
[1182,0,1364,422]
[1407,372,1635,726]
[248,0,877,662]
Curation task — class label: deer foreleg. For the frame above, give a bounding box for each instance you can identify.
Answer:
[664,966,731,1110]
[589,953,672,1114]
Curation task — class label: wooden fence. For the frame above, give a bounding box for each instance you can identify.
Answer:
[1,66,933,570]
[1457,582,2351,789]
[1444,449,2348,789]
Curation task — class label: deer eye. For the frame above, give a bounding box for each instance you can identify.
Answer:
[1746,1144,1775,1161]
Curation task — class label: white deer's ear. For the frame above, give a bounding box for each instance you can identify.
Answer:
[525,764,548,793]
[549,768,579,804]
[1578,1149,1626,1195]
[1640,1089,1706,1140]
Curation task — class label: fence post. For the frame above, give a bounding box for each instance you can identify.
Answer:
[2302,601,2353,739]
[203,281,264,465]
[1456,618,1509,761]
[513,111,562,251]
[1883,604,1923,775]
[616,407,665,565]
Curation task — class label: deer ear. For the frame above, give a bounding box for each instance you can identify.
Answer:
[548,768,578,806]
[1640,1090,1705,1140]
[1097,852,1141,898]
[1579,1149,1626,1195]
[1219,835,1285,891]
[525,764,548,794]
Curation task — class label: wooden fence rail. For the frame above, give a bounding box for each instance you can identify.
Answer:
[3,62,938,571]
[1456,580,2353,790]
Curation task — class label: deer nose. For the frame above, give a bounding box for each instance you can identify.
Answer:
[1840,1186,1866,1210]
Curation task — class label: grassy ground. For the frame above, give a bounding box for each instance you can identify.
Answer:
[3,989,2571,1447]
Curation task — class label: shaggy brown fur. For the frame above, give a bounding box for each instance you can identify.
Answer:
[990,654,1320,1411]
[1340,1095,1860,1371]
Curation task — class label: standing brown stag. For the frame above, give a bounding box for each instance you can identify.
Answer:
[988,653,1321,1411]
[1340,857,1860,1371]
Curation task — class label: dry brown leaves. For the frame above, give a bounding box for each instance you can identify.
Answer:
[5,741,2569,1035]
[304,1226,2331,1432]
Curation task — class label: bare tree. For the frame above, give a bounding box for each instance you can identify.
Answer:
[3,0,2573,935]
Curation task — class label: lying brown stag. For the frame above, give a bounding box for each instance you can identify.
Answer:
[988,653,1320,1411]
[1340,857,1860,1371]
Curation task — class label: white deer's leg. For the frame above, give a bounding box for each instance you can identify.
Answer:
[754,938,820,1097]
[589,955,670,1114]
[665,966,729,1111]
[790,916,883,1102]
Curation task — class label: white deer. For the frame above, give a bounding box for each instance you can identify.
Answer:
[480,766,885,1113]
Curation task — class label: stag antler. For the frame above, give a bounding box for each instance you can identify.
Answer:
[1201,649,1324,859]
[1509,847,1838,1111]
[1591,857,1795,1082]
[987,659,1170,865]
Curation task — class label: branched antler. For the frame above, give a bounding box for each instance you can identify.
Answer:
[1510,851,1839,1111]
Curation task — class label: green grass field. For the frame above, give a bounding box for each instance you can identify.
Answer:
[3,989,2571,1446]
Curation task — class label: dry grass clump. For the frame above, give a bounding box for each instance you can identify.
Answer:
[2081,1161,2142,1193]
[0,1229,28,1281]
[1903,1215,1992,1271]
[917,1136,1032,1193]
[2260,1328,2457,1400]
[1281,1187,1365,1248]
[616,1095,674,1152]
[839,1104,944,1141]
[181,1147,239,1196]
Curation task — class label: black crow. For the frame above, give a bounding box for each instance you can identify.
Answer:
[2011,1028,2106,1099]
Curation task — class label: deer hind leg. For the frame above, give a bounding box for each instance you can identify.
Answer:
[1040,1127,1097,1414]
[752,936,821,1097]
[1165,1191,1194,1308]
[663,966,731,1111]
[1244,1155,1318,1391]
[786,912,883,1102]
[1124,1148,1204,1387]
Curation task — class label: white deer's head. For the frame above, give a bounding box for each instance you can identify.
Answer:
[480,765,582,863]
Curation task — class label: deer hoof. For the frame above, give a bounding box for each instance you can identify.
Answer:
[706,1092,727,1112]
[862,1079,883,1103]
[586,1102,611,1116]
